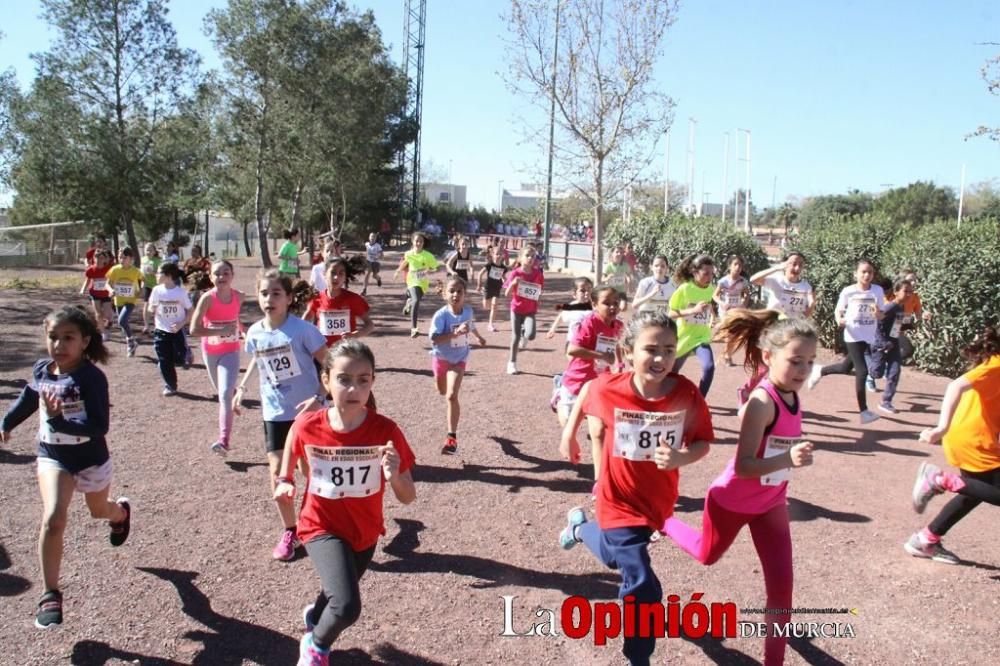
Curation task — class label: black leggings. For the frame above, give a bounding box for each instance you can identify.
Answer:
[304,535,376,649]
[929,467,1000,537]
[408,286,424,329]
[820,341,870,411]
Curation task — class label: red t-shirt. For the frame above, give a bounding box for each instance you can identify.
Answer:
[86,247,97,265]
[582,371,714,531]
[85,264,112,298]
[305,289,370,346]
[291,409,416,550]
[561,312,623,395]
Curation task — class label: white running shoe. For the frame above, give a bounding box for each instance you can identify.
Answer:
[806,364,823,390]
[859,409,880,425]
[506,362,518,375]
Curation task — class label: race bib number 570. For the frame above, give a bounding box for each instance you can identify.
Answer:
[306,445,382,499]
[613,408,686,462]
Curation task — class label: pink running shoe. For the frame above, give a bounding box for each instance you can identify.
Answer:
[297,633,329,666]
[272,529,299,561]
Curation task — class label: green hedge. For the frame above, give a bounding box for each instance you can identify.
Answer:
[787,212,902,351]
[883,219,1000,375]
[605,213,771,278]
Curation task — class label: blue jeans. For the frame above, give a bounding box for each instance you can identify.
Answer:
[153,330,186,390]
[117,303,135,339]
[672,343,715,397]
[578,523,661,666]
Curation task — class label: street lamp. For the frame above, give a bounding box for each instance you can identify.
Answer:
[737,128,751,233]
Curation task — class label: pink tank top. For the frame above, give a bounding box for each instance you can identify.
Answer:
[709,378,802,514]
[201,288,242,355]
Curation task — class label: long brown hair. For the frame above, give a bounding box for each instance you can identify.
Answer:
[714,309,817,378]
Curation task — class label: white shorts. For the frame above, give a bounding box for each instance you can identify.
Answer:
[557,385,579,418]
[37,457,113,494]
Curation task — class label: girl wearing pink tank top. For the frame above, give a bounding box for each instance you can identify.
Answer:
[663,311,817,666]
[189,261,244,454]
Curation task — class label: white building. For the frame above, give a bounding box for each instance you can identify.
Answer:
[421,182,467,209]
[500,183,570,212]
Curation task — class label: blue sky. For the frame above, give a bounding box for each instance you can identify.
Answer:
[2,0,998,210]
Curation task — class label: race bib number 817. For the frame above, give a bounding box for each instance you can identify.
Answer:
[306,445,382,499]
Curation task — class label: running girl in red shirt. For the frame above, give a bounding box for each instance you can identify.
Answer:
[274,340,416,666]
[304,258,374,347]
[81,250,114,339]
[557,310,714,666]
[663,310,816,666]
[503,244,545,375]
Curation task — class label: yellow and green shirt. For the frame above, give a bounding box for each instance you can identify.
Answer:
[403,250,439,291]
[105,265,144,306]
[669,281,716,357]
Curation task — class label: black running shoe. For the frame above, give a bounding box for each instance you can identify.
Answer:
[35,590,63,629]
[109,498,131,547]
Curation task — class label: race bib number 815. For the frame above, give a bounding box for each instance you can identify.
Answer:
[613,408,686,462]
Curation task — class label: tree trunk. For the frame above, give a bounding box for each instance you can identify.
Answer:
[242,218,253,257]
[592,161,605,281]
[254,98,273,268]
[290,180,303,228]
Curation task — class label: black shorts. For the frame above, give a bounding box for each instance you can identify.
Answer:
[369,260,381,273]
[263,420,295,454]
[484,281,502,299]
[90,295,113,305]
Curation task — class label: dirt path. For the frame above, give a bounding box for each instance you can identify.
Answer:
[0,259,996,665]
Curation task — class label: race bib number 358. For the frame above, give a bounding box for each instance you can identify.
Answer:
[318,309,351,336]
[613,408,686,462]
[306,445,381,499]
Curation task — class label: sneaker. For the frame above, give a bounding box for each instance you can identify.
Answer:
[878,402,899,415]
[903,532,959,564]
[506,361,518,375]
[402,299,412,315]
[410,327,420,338]
[442,436,458,455]
[109,498,131,547]
[210,441,230,456]
[163,387,177,397]
[488,323,497,333]
[302,603,316,632]
[35,590,63,629]
[376,276,382,287]
[298,632,329,666]
[859,409,881,425]
[806,363,823,390]
[559,507,588,550]
[272,529,299,561]
[911,462,943,514]
[183,347,193,370]
[865,376,878,392]
[126,338,138,358]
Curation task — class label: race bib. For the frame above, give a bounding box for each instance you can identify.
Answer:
[158,300,183,322]
[760,436,799,486]
[306,445,382,499]
[901,314,914,325]
[318,309,351,337]
[142,262,156,275]
[724,290,743,307]
[889,317,902,339]
[517,281,542,301]
[847,295,877,328]
[607,273,627,288]
[594,334,618,372]
[257,344,303,383]
[455,260,471,272]
[488,267,504,281]
[114,282,135,298]
[450,322,470,348]
[412,269,428,281]
[686,303,711,326]
[37,395,89,445]
[613,408,685,462]
[91,278,107,292]
[207,320,239,346]
[779,288,808,317]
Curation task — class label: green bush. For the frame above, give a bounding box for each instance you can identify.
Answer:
[788,212,902,351]
[605,212,771,278]
[883,218,1000,376]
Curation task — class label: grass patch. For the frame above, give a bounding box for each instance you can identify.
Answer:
[0,274,80,290]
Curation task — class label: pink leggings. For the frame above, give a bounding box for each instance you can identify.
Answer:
[664,491,792,666]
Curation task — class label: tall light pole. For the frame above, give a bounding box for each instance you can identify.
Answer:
[663,132,670,215]
[737,128,751,233]
[722,132,729,223]
[542,0,562,260]
[957,163,966,228]
[497,180,504,212]
[687,118,697,212]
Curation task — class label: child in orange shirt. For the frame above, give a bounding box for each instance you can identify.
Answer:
[908,325,1000,564]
